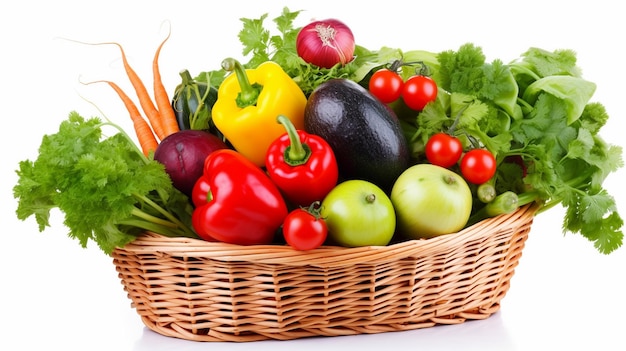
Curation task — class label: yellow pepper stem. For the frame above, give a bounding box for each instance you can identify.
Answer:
[221,57,262,108]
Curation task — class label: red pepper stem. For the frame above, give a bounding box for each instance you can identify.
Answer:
[221,57,261,108]
[277,115,311,166]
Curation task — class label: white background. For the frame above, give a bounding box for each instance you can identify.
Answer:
[2,1,625,350]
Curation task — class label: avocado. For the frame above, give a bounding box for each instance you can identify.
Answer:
[304,78,410,192]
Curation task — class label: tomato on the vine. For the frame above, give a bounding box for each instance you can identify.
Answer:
[402,75,438,111]
[368,68,404,103]
[282,205,328,251]
[460,148,497,185]
[425,133,463,168]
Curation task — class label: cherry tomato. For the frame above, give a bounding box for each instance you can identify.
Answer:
[425,133,463,168]
[282,207,328,251]
[460,149,497,185]
[368,68,404,103]
[402,75,438,111]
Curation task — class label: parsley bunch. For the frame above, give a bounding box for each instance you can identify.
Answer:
[13,112,198,255]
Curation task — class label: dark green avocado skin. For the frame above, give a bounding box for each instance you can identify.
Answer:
[304,78,410,192]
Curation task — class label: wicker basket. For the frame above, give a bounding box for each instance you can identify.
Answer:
[112,203,537,342]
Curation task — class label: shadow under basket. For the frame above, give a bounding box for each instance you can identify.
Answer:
[112,204,537,342]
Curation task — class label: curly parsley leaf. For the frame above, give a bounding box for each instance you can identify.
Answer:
[438,43,520,120]
[575,101,609,135]
[13,112,197,255]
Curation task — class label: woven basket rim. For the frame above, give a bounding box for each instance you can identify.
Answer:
[115,203,538,267]
[113,203,537,341]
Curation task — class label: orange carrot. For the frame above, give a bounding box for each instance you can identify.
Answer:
[63,34,176,141]
[108,81,159,156]
[109,41,166,141]
[152,26,179,138]
[84,79,159,156]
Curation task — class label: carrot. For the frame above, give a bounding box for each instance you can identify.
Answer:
[62,33,177,141]
[107,80,159,156]
[83,79,159,156]
[152,25,179,138]
[109,41,167,141]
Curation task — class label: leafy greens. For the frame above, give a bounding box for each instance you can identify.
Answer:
[408,44,623,254]
[13,112,198,255]
[198,7,385,96]
[15,7,622,256]
[199,8,623,254]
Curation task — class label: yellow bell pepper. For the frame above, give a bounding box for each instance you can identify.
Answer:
[212,58,307,166]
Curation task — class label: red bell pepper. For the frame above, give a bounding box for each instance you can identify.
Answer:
[265,115,338,207]
[191,149,288,245]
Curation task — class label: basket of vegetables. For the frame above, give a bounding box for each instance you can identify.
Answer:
[13,8,623,343]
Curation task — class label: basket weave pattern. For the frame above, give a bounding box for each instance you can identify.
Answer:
[112,204,536,342]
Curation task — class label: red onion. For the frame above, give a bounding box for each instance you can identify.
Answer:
[296,19,355,69]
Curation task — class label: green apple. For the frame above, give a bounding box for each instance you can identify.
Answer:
[320,180,395,247]
[391,164,472,239]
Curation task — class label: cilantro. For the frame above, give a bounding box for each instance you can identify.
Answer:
[199,7,387,96]
[237,7,381,95]
[405,43,624,254]
[13,112,197,255]
[238,12,273,67]
[507,57,623,254]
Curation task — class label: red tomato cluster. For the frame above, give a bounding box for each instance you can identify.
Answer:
[424,133,496,185]
[368,68,438,111]
[424,133,463,168]
[368,69,404,103]
[459,149,496,185]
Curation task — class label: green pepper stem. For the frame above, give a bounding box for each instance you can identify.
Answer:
[221,57,261,108]
[277,115,311,166]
